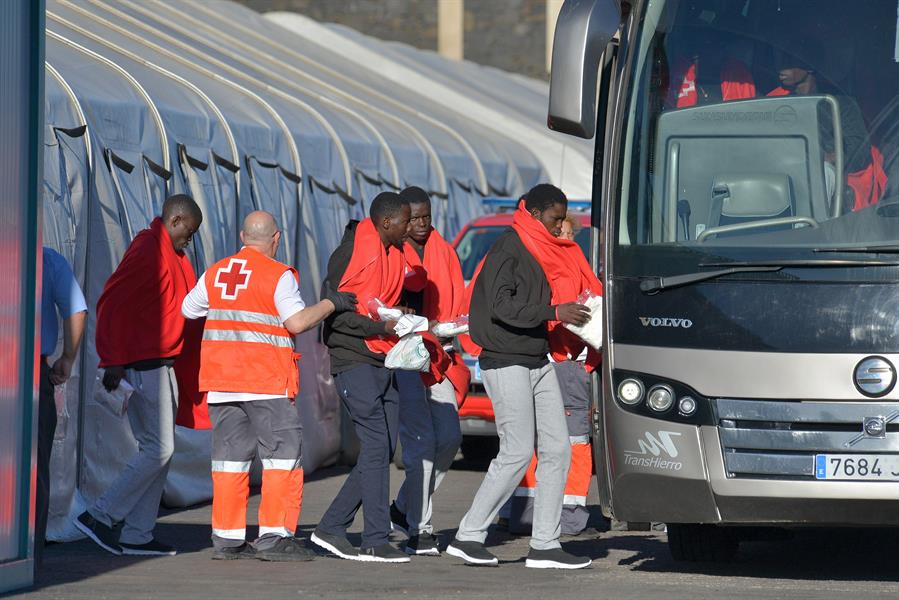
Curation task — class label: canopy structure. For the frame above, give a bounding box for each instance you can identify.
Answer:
[40,0,576,540]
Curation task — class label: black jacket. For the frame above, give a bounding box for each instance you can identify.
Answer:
[470,229,556,370]
[321,221,388,374]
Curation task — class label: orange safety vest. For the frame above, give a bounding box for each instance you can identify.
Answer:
[199,246,300,397]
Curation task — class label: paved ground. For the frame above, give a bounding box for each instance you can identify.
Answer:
[12,455,899,599]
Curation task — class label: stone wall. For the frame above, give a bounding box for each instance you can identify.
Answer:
[236,0,549,79]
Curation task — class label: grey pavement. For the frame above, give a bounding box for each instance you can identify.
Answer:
[12,454,899,600]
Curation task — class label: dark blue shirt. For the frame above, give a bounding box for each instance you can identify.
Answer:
[41,247,87,356]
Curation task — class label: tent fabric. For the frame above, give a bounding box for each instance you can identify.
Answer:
[41,0,577,540]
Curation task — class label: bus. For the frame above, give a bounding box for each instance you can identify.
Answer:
[549,0,899,561]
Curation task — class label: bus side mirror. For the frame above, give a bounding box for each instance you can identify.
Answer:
[547,0,621,139]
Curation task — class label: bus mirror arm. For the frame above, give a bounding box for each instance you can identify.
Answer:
[547,0,621,138]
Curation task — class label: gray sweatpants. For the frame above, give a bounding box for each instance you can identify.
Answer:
[395,373,462,535]
[455,363,570,550]
[90,366,177,545]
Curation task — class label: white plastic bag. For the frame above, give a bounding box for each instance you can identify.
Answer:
[53,382,69,442]
[93,372,134,417]
[393,314,429,338]
[367,297,403,321]
[432,314,470,338]
[385,334,430,371]
[563,290,603,350]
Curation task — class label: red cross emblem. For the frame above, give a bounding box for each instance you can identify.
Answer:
[214,258,251,300]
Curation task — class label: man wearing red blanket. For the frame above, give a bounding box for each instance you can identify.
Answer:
[447,184,594,570]
[76,194,202,557]
[311,192,413,563]
[389,186,469,557]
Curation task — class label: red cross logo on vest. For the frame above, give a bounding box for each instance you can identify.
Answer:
[214,258,252,300]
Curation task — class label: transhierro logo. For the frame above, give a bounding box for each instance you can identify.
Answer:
[639,317,693,328]
[623,431,683,471]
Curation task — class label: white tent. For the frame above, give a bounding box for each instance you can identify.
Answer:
[41,0,574,541]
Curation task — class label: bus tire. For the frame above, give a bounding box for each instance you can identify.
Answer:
[667,524,738,562]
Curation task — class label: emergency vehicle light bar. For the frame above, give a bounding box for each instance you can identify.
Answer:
[481,197,591,211]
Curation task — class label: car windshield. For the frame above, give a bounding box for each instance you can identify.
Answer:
[615,0,899,277]
[455,223,590,280]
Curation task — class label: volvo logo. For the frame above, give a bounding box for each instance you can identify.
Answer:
[853,356,896,398]
[638,317,693,329]
[863,416,886,438]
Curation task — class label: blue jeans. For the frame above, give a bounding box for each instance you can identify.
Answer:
[318,364,399,549]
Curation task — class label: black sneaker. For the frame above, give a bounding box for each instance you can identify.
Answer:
[212,543,257,561]
[310,529,363,561]
[120,539,177,556]
[359,543,411,563]
[74,511,122,556]
[405,532,440,556]
[389,502,409,537]
[256,537,316,562]
[525,547,592,570]
[445,540,498,566]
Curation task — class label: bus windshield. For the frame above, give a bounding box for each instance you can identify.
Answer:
[615,0,899,277]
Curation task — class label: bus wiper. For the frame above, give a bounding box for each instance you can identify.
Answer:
[640,266,782,294]
[814,245,899,254]
[641,258,899,294]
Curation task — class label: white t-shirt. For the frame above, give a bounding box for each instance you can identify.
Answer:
[182,267,305,403]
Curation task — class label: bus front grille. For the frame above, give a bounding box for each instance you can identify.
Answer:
[714,399,899,479]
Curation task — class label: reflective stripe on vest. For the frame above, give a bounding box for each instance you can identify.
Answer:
[203,328,294,348]
[207,308,282,327]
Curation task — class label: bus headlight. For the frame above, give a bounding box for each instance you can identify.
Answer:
[617,378,645,405]
[647,384,674,412]
[678,396,697,416]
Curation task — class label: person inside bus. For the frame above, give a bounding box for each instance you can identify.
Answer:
[665,37,757,109]
[767,49,888,212]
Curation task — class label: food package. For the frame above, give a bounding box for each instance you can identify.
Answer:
[384,334,430,371]
[393,314,429,338]
[432,315,470,338]
[367,297,403,321]
[563,290,603,350]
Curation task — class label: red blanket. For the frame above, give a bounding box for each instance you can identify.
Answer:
[96,217,196,366]
[403,229,470,403]
[511,201,603,372]
[338,218,406,354]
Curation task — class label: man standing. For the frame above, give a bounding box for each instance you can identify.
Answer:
[447,184,593,569]
[390,186,468,556]
[76,194,202,556]
[310,192,412,563]
[36,247,87,566]
[181,210,357,562]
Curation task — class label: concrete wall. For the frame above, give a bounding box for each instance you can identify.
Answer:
[237,0,551,79]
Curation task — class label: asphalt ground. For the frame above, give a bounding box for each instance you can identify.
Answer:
[12,454,899,600]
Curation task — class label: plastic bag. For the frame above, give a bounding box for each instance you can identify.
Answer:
[53,382,69,442]
[367,297,403,321]
[432,314,470,338]
[93,372,135,417]
[563,290,603,350]
[393,313,429,338]
[384,334,430,371]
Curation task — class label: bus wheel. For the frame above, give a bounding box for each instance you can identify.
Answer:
[667,524,738,562]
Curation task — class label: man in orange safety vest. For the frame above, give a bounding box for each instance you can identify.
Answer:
[182,210,357,561]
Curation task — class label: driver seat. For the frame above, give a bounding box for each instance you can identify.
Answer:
[705,173,795,238]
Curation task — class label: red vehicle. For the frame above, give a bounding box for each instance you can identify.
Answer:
[451,201,592,459]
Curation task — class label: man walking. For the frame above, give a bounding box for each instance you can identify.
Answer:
[310,192,412,563]
[390,186,468,556]
[181,210,357,561]
[36,247,87,565]
[77,194,202,556]
[446,184,593,569]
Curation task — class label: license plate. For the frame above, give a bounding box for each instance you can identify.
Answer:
[814,454,899,481]
[474,361,481,382]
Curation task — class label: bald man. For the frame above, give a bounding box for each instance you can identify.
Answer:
[182,211,357,561]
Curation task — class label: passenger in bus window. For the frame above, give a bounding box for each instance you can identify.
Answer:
[767,50,888,211]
